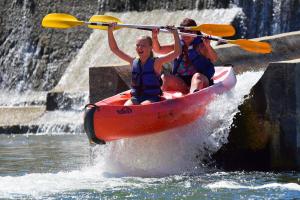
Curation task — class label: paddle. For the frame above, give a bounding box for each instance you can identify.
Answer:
[42,13,85,29]
[207,36,272,54]
[42,13,236,37]
[156,29,272,54]
[42,13,271,54]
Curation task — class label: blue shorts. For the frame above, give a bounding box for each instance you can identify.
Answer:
[131,95,161,104]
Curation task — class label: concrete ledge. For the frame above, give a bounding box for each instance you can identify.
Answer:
[0,106,46,126]
[0,106,84,134]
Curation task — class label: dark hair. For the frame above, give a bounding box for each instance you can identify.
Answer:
[180,18,202,36]
[180,18,197,27]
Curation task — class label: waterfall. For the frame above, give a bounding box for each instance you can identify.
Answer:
[231,0,300,37]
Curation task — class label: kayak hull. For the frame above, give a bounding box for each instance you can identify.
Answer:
[84,66,236,144]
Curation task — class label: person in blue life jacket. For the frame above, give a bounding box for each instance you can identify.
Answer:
[152,18,218,94]
[107,23,181,106]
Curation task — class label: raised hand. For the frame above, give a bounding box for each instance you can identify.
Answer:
[108,22,117,31]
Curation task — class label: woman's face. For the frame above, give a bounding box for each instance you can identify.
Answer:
[180,30,197,45]
[136,38,152,59]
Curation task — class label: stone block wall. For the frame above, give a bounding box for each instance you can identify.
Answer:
[89,65,130,103]
[214,59,300,170]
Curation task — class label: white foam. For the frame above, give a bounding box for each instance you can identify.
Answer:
[206,180,300,191]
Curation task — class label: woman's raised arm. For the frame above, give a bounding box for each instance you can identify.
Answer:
[108,23,134,64]
[152,28,175,54]
[154,28,181,74]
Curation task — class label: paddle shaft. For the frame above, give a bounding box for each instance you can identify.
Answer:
[88,21,245,47]
[87,20,203,37]
[88,20,222,39]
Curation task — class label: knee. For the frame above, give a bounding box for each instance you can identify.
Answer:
[192,73,202,81]
[124,99,133,106]
[161,74,169,83]
[162,74,176,85]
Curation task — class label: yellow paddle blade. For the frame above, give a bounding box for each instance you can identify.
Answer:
[42,13,84,29]
[88,15,123,30]
[228,39,272,54]
[190,24,236,37]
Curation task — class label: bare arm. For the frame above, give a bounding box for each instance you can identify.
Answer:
[198,37,218,62]
[108,23,134,64]
[152,28,175,54]
[154,28,181,74]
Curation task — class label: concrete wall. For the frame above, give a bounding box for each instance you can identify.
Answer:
[214,59,300,170]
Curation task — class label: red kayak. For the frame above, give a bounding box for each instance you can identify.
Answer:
[84,66,236,144]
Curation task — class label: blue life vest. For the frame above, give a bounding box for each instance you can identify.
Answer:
[173,37,215,80]
[131,57,162,97]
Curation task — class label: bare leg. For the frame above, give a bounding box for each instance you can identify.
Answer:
[124,99,135,106]
[140,100,152,105]
[189,73,209,93]
[161,74,189,94]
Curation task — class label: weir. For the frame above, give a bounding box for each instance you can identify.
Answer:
[1,6,300,170]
